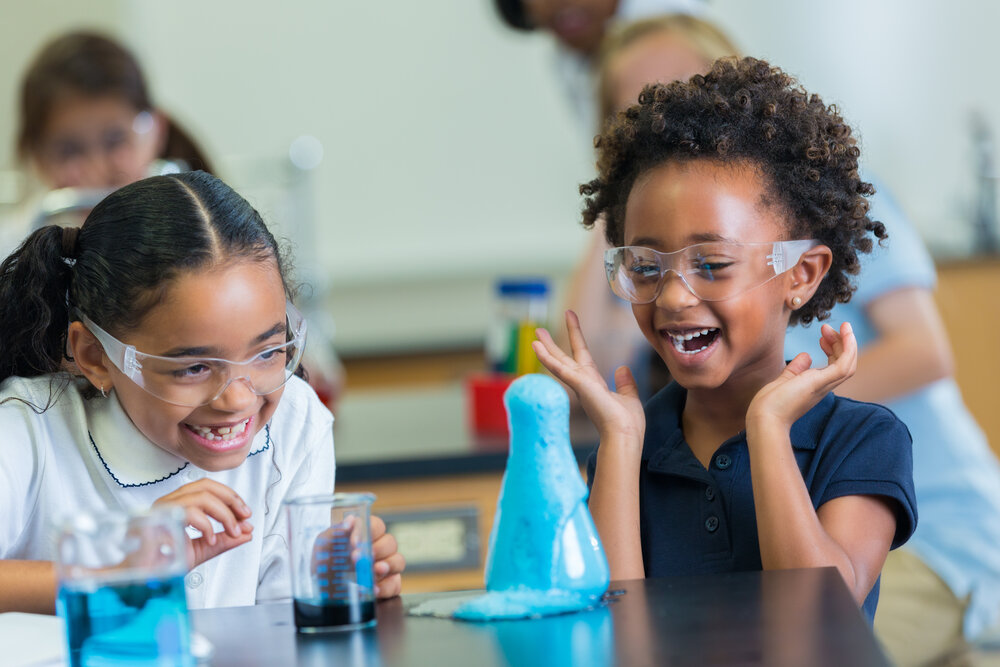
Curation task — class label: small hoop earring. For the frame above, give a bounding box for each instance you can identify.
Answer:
[791,296,803,308]
[100,385,107,398]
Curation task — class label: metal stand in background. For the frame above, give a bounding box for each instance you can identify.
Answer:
[224,139,344,411]
[28,159,185,230]
[970,112,1000,255]
[284,136,346,411]
[31,187,112,230]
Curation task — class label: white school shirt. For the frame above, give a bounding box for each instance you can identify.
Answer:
[0,374,335,609]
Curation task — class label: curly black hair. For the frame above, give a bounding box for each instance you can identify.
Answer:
[581,56,886,325]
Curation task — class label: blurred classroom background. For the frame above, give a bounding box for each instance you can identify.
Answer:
[2,0,998,592]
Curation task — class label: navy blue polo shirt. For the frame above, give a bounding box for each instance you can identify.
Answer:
[586,381,917,623]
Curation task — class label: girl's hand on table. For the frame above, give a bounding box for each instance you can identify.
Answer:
[153,479,254,568]
[533,310,645,445]
[372,515,405,599]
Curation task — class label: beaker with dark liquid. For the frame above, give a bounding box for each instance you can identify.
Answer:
[285,493,376,632]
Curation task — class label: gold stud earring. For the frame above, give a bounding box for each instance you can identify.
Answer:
[791,296,802,307]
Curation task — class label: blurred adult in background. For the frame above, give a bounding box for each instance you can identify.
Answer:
[1,31,212,255]
[785,180,1000,665]
[493,0,707,132]
[562,14,738,398]
[567,13,1000,665]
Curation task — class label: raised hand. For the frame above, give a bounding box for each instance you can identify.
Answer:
[532,310,645,442]
[153,479,254,568]
[747,322,858,431]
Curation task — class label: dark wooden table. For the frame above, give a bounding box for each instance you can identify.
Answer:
[191,568,889,666]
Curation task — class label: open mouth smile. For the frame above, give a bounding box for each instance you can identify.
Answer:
[185,416,253,443]
[668,328,721,355]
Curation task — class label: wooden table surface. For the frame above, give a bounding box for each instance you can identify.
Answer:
[191,567,889,667]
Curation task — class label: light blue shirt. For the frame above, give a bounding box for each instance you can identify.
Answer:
[785,185,1000,638]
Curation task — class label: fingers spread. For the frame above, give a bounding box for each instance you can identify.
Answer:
[564,310,593,359]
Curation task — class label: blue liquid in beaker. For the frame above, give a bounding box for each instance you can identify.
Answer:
[58,573,192,667]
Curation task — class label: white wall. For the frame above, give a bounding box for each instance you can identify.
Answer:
[709,0,993,256]
[125,0,595,353]
[1,1,995,352]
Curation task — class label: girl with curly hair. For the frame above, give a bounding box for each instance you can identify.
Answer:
[532,56,916,622]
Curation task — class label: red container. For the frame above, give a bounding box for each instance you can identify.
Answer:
[466,373,516,438]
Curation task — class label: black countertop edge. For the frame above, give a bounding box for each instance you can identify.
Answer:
[337,442,596,483]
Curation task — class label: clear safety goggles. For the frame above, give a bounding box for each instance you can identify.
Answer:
[604,239,819,304]
[78,301,307,408]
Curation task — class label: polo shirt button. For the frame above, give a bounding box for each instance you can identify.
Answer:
[705,486,716,501]
[186,571,204,589]
[705,516,719,532]
[714,454,732,470]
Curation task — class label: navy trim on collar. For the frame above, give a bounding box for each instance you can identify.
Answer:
[90,423,273,489]
[249,424,271,457]
[89,430,188,488]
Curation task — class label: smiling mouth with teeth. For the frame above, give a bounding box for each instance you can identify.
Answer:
[187,417,251,442]
[669,328,720,355]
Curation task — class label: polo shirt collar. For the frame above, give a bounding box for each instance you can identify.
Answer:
[642,383,708,482]
[87,390,270,488]
[642,381,837,469]
[641,382,686,463]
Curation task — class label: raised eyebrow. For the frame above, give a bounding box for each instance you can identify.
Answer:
[158,321,287,358]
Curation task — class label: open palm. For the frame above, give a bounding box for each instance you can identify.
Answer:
[748,322,858,430]
[532,310,645,442]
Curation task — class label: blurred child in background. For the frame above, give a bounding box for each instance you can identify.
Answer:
[2,31,212,253]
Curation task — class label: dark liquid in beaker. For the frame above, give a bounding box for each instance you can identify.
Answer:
[294,599,376,632]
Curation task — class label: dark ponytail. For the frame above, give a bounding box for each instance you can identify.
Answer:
[0,227,76,380]
[0,171,293,387]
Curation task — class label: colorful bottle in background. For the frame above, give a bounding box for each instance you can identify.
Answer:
[487,279,550,376]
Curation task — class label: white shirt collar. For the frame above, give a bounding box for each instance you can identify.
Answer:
[87,391,270,488]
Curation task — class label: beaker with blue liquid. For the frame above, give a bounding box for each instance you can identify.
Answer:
[55,506,193,667]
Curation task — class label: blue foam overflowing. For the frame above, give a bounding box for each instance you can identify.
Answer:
[453,374,609,620]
